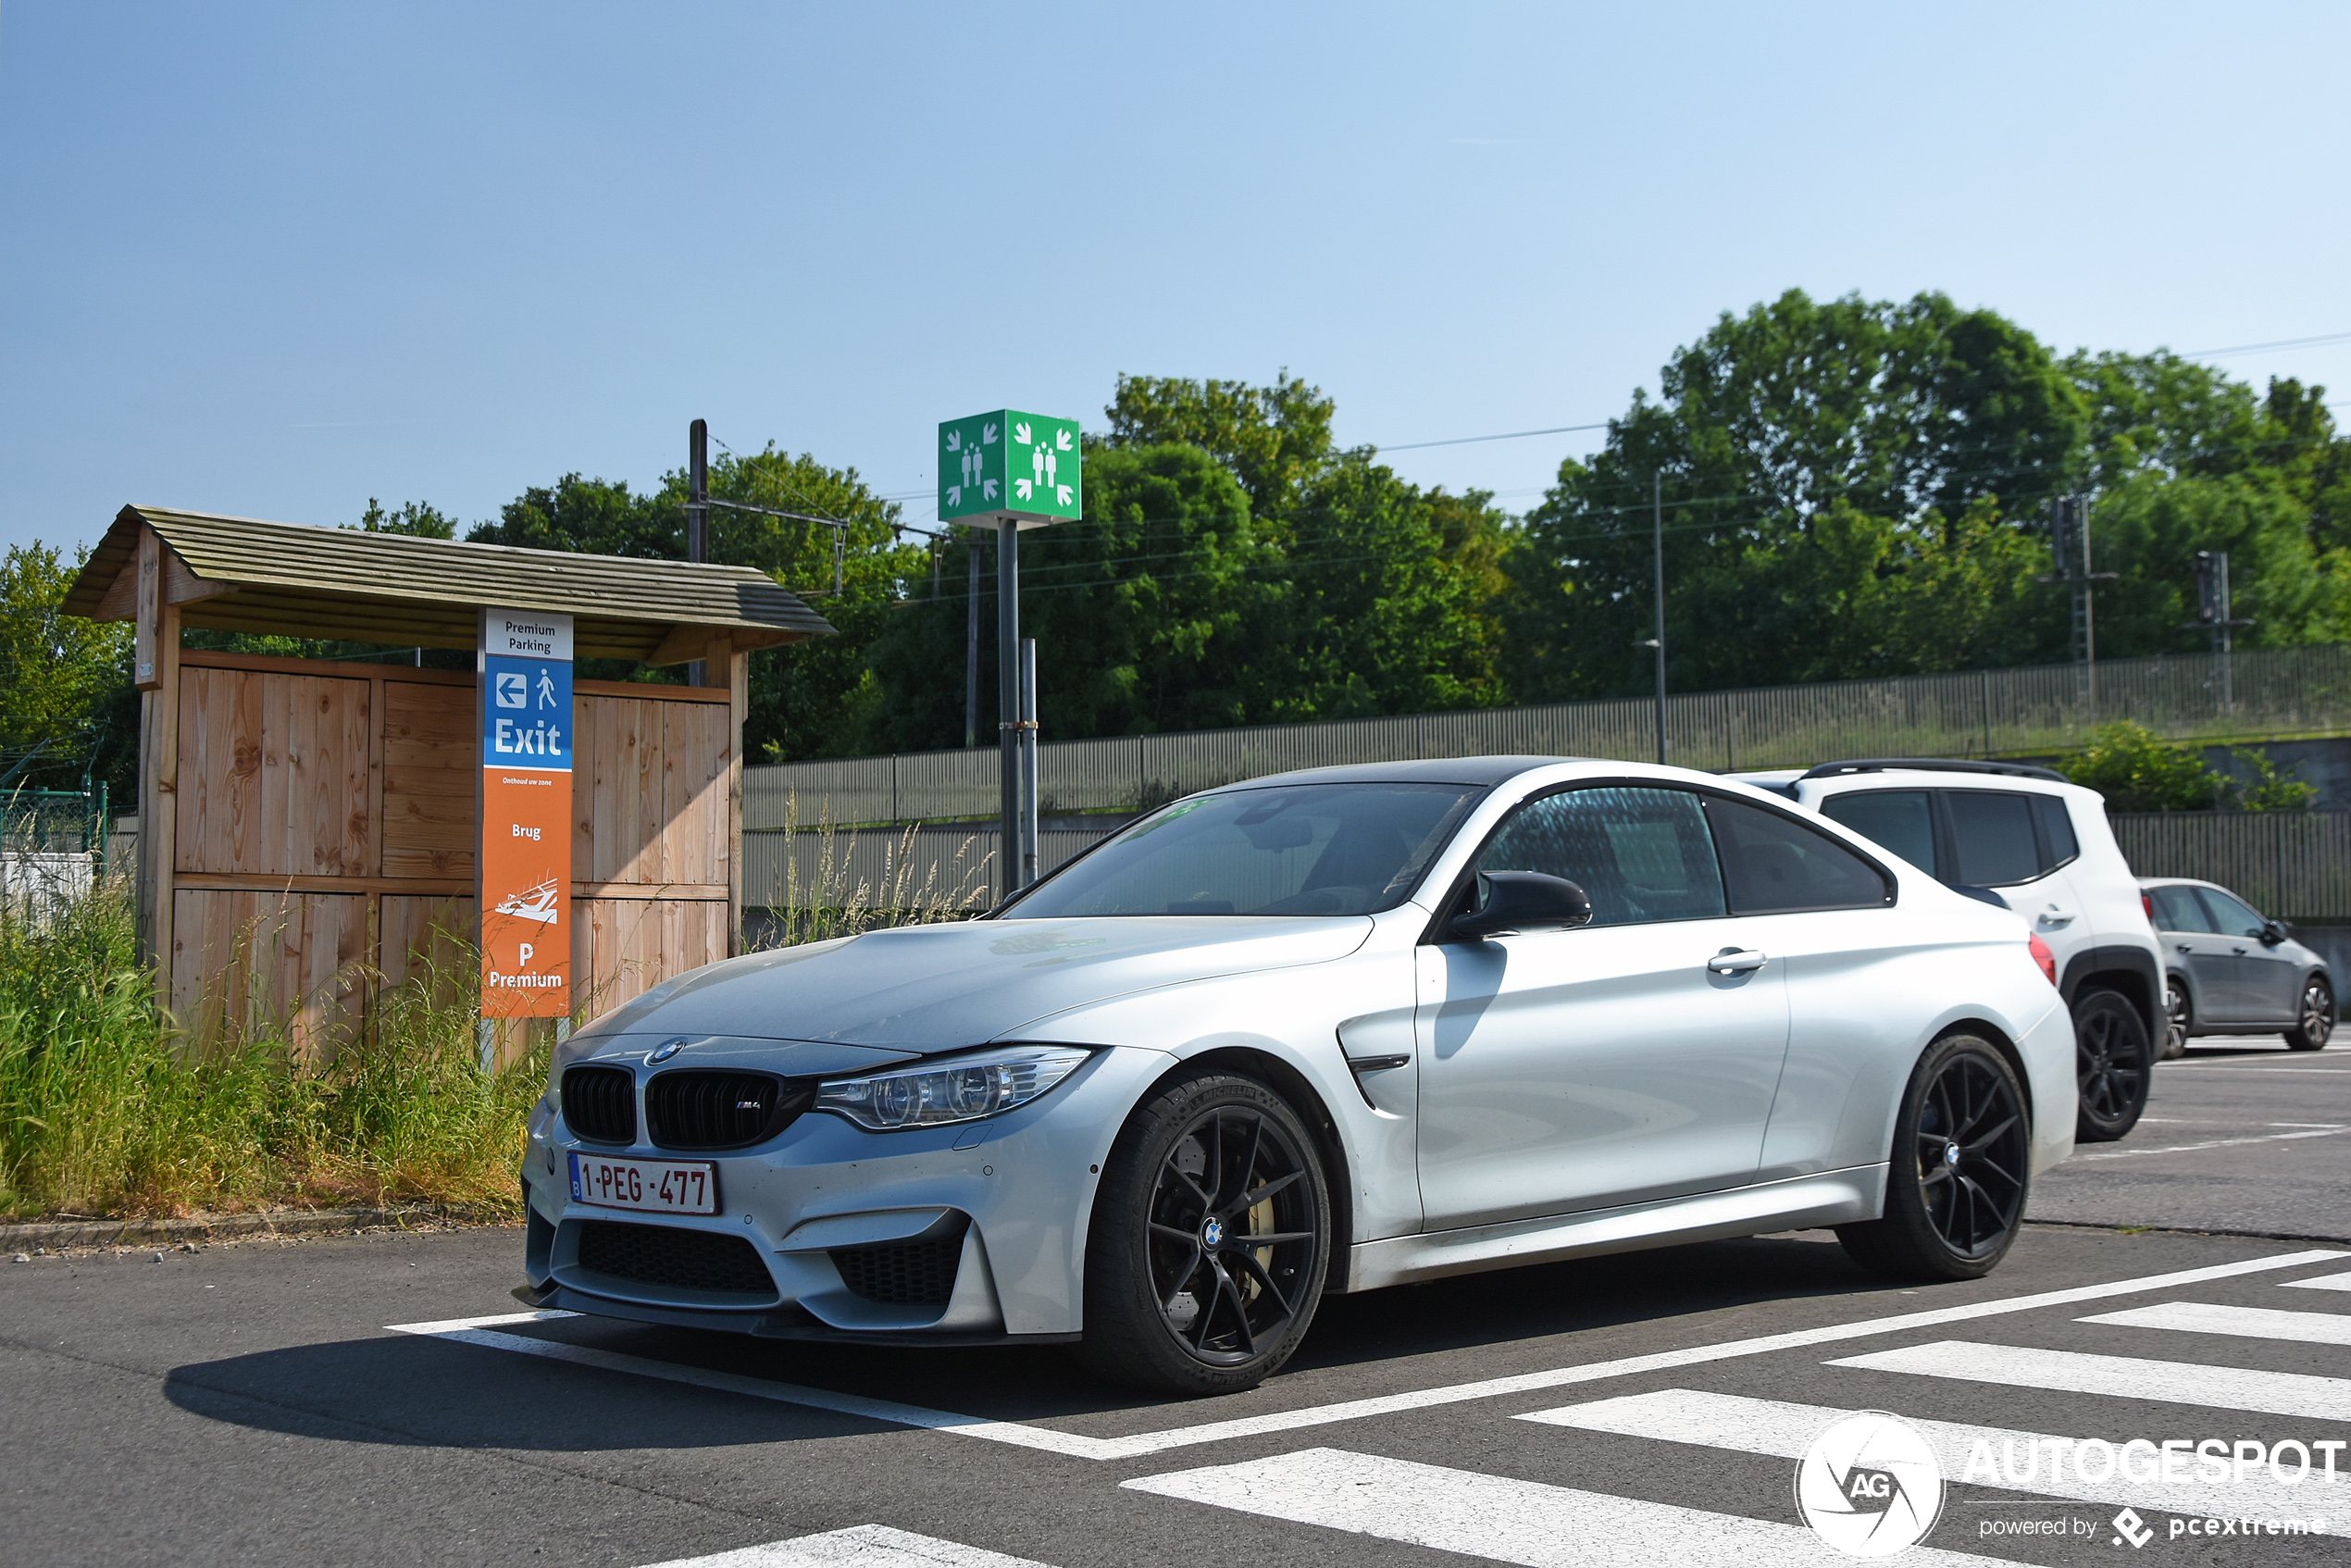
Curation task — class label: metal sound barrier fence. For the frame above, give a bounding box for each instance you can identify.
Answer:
[745,644,2351,830]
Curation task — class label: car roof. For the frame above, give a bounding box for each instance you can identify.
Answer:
[1205,755,1585,790]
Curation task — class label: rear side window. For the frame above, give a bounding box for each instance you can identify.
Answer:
[2032,796,2080,869]
[1820,790,1936,876]
[2149,885,2219,933]
[1476,787,1726,927]
[1947,791,2043,886]
[1705,797,1894,914]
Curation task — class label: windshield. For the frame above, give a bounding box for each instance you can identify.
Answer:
[1001,781,1486,918]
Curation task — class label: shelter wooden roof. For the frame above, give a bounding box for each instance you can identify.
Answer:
[63,505,835,663]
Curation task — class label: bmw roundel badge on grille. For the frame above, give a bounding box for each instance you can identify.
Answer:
[646,1039,685,1064]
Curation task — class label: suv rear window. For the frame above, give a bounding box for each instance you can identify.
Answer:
[1821,785,2081,889]
[1820,790,1934,874]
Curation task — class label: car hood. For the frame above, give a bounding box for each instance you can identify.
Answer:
[567,915,1376,1052]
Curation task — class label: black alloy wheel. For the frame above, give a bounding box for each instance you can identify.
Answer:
[2072,987,2153,1142]
[1838,1033,2030,1282]
[1079,1072,1331,1395]
[2287,977,2336,1052]
[2161,978,2192,1059]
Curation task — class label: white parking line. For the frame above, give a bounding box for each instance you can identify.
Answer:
[382,1325,1116,1460]
[639,1524,1054,1568]
[2071,1127,2350,1161]
[1829,1339,2351,1422]
[2081,1300,2351,1346]
[390,1251,2345,1461]
[1516,1388,2349,1533]
[2283,1269,2351,1292]
[1121,1446,1996,1566]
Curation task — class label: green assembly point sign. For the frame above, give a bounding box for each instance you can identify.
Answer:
[939,409,1082,527]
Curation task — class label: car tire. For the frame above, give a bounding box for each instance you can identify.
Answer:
[2161,977,2191,1060]
[1076,1070,1331,1396]
[1837,1033,2032,1283]
[2072,987,2153,1142]
[2286,977,2335,1052]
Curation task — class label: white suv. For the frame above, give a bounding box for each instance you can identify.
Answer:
[1733,759,2161,1142]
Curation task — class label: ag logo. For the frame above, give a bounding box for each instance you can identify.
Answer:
[1794,1411,1943,1557]
[495,672,528,709]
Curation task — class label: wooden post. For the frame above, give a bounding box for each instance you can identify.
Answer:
[132,525,182,1013]
[716,638,747,954]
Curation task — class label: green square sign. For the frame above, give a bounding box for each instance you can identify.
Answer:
[939,409,1082,526]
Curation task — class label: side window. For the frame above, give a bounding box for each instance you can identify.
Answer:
[1475,786,1726,927]
[1819,790,1937,876]
[2196,888,2269,939]
[1706,797,1894,914]
[2150,886,2219,933]
[1947,791,2044,887]
[2032,795,2080,869]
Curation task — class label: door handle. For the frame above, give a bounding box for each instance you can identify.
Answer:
[2038,908,2077,927]
[2175,943,2193,952]
[1708,949,1768,974]
[2233,946,2248,955]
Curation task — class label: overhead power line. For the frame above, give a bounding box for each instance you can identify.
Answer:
[1370,420,1612,453]
[2184,331,2351,358]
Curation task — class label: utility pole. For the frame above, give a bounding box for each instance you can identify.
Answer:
[686,418,709,688]
[964,533,982,749]
[1630,470,1667,765]
[1018,638,1039,887]
[2187,550,2255,715]
[2039,494,2115,725]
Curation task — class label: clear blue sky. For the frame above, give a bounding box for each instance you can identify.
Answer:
[4,2,2346,558]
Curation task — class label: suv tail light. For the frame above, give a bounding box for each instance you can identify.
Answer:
[2142,891,2156,926]
[2028,932,2059,987]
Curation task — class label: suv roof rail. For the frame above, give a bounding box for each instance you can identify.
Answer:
[1797,757,2069,784]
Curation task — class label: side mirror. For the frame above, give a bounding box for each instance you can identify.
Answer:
[2262,919,2290,946]
[1450,872,1593,941]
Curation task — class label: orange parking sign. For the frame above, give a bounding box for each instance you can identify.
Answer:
[479,609,574,1020]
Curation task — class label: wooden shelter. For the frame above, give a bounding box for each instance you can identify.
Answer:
[63,505,832,1050]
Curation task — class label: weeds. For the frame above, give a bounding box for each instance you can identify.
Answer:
[757,790,989,948]
[0,879,543,1222]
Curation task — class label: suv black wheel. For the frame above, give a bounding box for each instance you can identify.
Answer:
[2286,977,2335,1052]
[1077,1071,1331,1396]
[2161,978,2191,1060]
[1838,1033,2031,1282]
[2073,987,2152,1142]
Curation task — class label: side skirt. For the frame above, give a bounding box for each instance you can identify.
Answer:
[1346,1165,1887,1292]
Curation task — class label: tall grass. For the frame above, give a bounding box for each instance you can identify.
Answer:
[0,880,543,1223]
[757,790,990,948]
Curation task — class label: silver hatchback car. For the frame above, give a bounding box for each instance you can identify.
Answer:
[2141,878,2334,1054]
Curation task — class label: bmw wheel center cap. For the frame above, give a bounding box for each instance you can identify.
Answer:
[1201,1217,1225,1248]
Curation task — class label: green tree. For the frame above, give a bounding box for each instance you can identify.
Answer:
[0,543,134,798]
[355,498,457,539]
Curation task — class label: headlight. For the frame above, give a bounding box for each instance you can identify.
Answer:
[814,1045,1090,1131]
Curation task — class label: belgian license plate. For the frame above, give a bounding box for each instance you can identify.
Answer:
[568,1152,717,1215]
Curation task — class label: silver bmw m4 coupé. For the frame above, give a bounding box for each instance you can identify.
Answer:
[522,757,2076,1393]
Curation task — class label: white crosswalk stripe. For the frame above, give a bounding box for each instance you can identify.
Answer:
[2082,1300,2351,1346]
[1122,1446,1998,1566]
[1517,1388,2351,1536]
[2283,1268,2351,1292]
[638,1524,1054,1568]
[1829,1338,2351,1422]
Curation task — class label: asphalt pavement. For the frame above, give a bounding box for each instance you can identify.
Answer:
[6,1036,2349,1568]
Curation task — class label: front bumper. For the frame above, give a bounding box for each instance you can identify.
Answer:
[521,1043,1170,1340]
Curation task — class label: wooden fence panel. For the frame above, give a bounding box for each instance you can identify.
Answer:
[176,667,373,877]
[170,887,371,1055]
[383,679,475,880]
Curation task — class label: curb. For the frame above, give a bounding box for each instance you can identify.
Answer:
[0,1204,496,1251]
